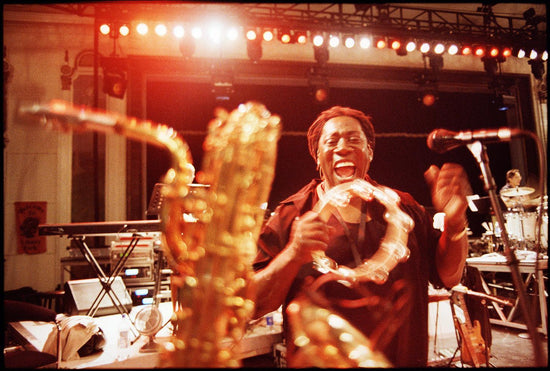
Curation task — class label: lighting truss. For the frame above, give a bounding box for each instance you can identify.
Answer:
[44,3,546,49]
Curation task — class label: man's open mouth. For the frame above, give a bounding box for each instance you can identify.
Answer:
[334,161,356,178]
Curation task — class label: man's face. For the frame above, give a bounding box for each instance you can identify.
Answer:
[318,116,372,189]
[510,173,522,187]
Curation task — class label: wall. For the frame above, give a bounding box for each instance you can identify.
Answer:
[3,6,546,293]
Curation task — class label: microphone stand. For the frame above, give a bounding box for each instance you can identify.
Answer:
[466,141,544,367]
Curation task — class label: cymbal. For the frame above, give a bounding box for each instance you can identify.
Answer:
[501,187,535,198]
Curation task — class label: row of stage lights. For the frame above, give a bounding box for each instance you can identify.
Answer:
[99,22,548,62]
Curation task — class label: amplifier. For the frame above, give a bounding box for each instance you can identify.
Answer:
[127,283,172,306]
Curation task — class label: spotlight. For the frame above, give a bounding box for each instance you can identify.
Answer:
[102,63,127,99]
[312,33,324,47]
[344,35,355,49]
[461,45,472,56]
[390,39,401,50]
[419,42,430,54]
[374,36,386,49]
[529,49,538,59]
[99,23,111,36]
[421,91,438,107]
[433,43,445,55]
[155,24,167,37]
[278,29,292,44]
[295,31,307,44]
[482,56,498,76]
[247,38,262,62]
[448,44,459,55]
[489,46,499,58]
[358,36,371,49]
[512,47,526,58]
[308,71,330,104]
[136,23,148,35]
[329,35,340,48]
[314,43,329,65]
[262,29,274,42]
[406,41,417,52]
[501,47,512,58]
[119,24,130,37]
[528,58,544,80]
[474,46,485,57]
[428,54,444,73]
[179,35,196,58]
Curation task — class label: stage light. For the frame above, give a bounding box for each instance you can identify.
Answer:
[226,26,239,41]
[482,56,498,76]
[489,46,499,58]
[247,37,262,62]
[296,31,307,44]
[406,41,417,52]
[448,44,459,55]
[461,45,472,56]
[173,25,184,38]
[191,26,202,39]
[433,43,445,55]
[119,24,130,37]
[262,29,274,42]
[501,47,512,58]
[155,24,167,37]
[313,34,324,47]
[344,35,355,49]
[421,91,437,106]
[529,49,538,59]
[99,24,111,36]
[474,46,485,57]
[528,58,544,80]
[374,36,386,49]
[329,35,340,48]
[314,43,329,65]
[429,54,444,72]
[179,34,196,58]
[103,67,128,99]
[513,47,526,58]
[136,23,148,36]
[542,51,548,61]
[279,29,292,44]
[390,39,401,50]
[419,42,430,54]
[358,36,371,49]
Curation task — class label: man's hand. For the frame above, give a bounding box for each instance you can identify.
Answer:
[287,211,330,264]
[424,163,471,230]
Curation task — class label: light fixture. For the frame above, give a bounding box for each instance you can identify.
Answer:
[262,29,274,42]
[433,43,445,55]
[405,40,417,53]
[295,31,307,44]
[179,34,196,58]
[374,36,386,49]
[246,37,262,62]
[528,58,544,80]
[358,35,371,49]
[419,42,430,54]
[482,56,498,76]
[344,35,355,49]
[312,33,324,47]
[155,24,167,37]
[328,34,340,48]
[308,67,330,104]
[314,42,329,65]
[278,29,292,44]
[102,58,127,99]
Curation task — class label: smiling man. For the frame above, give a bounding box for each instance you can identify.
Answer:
[251,106,471,367]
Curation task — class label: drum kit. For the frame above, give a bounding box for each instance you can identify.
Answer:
[487,187,548,252]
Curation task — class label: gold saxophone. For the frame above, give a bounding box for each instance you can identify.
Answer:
[20,100,281,367]
[159,102,280,367]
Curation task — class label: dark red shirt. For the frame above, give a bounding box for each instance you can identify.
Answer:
[253,178,444,367]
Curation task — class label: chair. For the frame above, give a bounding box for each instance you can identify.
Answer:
[3,300,61,369]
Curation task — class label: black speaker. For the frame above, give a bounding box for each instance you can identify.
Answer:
[64,277,132,317]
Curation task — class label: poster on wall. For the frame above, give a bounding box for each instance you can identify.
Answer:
[14,201,47,254]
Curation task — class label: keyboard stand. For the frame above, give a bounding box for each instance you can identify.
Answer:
[69,233,143,334]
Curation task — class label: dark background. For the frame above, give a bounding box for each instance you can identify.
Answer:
[132,59,539,238]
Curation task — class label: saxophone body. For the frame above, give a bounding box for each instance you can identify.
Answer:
[20,99,280,367]
[160,102,280,367]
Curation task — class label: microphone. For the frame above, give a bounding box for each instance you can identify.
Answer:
[427,127,522,153]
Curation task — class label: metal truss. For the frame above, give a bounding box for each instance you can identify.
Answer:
[44,3,546,49]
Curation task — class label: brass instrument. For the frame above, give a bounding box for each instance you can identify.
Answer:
[160,102,280,367]
[20,100,281,367]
